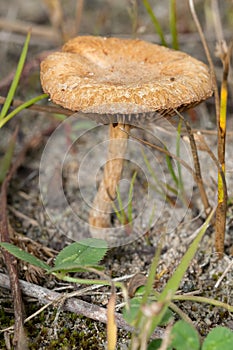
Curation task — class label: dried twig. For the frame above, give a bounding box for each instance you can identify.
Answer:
[0,17,60,43]
[174,110,211,216]
[0,272,164,338]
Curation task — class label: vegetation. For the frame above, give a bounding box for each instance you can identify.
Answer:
[0,0,232,349]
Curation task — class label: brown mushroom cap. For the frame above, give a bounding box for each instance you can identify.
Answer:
[40,36,213,116]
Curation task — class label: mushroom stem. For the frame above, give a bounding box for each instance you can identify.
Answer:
[89,123,131,233]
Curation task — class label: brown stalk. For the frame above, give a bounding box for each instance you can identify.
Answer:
[89,123,131,236]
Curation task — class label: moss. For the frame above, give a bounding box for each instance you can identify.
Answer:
[0,305,15,348]
[16,303,107,349]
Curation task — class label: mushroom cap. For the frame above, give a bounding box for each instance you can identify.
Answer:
[40,36,213,117]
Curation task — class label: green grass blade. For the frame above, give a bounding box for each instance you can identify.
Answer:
[159,208,215,300]
[147,208,215,335]
[142,0,168,46]
[166,153,179,187]
[176,119,184,192]
[0,242,50,271]
[0,31,31,120]
[0,94,48,128]
[127,171,137,224]
[169,0,179,49]
[141,149,165,197]
[112,196,125,225]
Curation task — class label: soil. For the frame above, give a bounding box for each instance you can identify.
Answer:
[0,1,233,349]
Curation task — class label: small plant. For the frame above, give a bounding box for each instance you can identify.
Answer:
[2,207,233,349]
[120,208,233,349]
[141,120,188,209]
[148,321,233,350]
[0,32,48,129]
[0,238,108,283]
[111,171,137,227]
[142,0,178,49]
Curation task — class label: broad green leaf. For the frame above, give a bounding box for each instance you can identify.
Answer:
[0,242,50,271]
[202,326,233,350]
[53,238,108,271]
[168,320,200,350]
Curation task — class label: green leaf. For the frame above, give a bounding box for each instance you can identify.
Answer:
[202,326,233,350]
[147,339,163,349]
[53,238,108,272]
[169,320,200,350]
[123,297,141,326]
[159,308,173,326]
[0,31,31,120]
[159,208,215,301]
[0,242,50,271]
[147,208,215,334]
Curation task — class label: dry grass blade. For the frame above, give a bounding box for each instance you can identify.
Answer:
[174,109,211,217]
[215,40,232,257]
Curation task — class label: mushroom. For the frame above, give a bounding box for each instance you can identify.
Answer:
[40,36,213,237]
